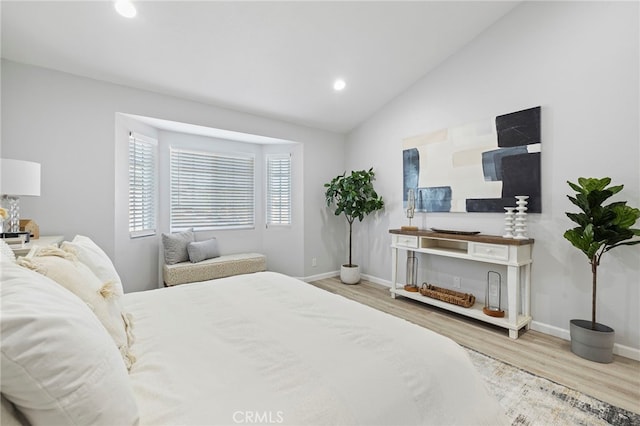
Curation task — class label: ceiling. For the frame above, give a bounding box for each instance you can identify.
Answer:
[1,1,519,134]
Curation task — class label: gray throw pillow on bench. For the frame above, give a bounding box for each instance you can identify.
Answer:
[162,230,195,265]
[187,238,220,263]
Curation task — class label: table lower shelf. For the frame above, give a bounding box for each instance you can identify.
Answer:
[390,287,531,339]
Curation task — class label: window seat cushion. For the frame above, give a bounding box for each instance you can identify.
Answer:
[163,252,266,286]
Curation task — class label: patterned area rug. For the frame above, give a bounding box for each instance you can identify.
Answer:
[466,349,640,426]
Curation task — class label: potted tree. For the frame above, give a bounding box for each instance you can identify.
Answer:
[564,177,640,363]
[325,168,385,284]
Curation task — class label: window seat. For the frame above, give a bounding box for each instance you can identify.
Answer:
[163,253,267,286]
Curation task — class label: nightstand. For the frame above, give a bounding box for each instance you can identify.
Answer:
[8,235,65,257]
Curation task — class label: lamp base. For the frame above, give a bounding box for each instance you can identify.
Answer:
[400,225,419,231]
[1,195,20,233]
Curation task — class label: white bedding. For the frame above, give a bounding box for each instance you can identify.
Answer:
[124,271,506,425]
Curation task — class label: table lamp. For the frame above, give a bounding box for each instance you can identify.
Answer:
[1,159,41,233]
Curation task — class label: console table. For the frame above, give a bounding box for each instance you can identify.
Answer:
[389,229,533,339]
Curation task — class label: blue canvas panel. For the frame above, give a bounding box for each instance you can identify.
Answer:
[403,148,419,207]
[482,146,529,181]
[416,186,452,212]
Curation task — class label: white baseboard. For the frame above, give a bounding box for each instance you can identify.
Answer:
[530,321,570,340]
[301,272,391,285]
[360,273,391,287]
[301,270,339,282]
[612,343,640,361]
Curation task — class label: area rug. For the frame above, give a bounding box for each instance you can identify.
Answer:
[466,349,640,425]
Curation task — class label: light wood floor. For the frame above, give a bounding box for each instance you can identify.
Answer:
[309,277,640,414]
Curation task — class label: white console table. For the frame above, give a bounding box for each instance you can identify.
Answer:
[389,229,533,339]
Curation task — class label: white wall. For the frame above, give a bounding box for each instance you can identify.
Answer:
[114,115,161,290]
[346,1,640,356]
[1,59,345,292]
[262,143,305,278]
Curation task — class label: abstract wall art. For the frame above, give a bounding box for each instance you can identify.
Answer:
[402,106,541,213]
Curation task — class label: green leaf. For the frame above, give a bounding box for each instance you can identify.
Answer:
[612,205,640,228]
[567,180,583,194]
[565,177,639,266]
[579,177,611,192]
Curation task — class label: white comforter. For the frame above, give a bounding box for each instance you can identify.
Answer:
[124,272,505,425]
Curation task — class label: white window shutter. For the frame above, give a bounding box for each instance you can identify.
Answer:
[266,154,291,226]
[170,148,255,230]
[128,133,157,238]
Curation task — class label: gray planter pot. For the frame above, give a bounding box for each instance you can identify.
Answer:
[569,319,615,364]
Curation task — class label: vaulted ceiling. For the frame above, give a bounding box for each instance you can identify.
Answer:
[1,1,519,133]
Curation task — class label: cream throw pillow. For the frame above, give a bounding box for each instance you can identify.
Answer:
[17,247,135,369]
[61,234,124,296]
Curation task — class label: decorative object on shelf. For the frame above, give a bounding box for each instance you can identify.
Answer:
[402,106,541,213]
[514,195,529,239]
[564,177,640,363]
[324,168,385,285]
[419,283,475,308]
[1,231,30,247]
[503,207,515,238]
[483,271,505,318]
[430,228,481,235]
[1,159,41,233]
[403,250,419,292]
[19,219,39,239]
[401,189,418,231]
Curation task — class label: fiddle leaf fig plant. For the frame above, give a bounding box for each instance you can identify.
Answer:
[325,168,384,267]
[564,177,640,329]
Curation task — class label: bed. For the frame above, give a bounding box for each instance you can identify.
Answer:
[1,236,506,426]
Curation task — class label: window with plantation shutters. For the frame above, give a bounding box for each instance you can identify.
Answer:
[266,154,291,226]
[128,132,157,238]
[170,148,255,230]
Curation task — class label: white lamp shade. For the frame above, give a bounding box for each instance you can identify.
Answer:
[1,159,41,197]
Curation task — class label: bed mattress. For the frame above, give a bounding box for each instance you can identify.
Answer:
[124,271,506,425]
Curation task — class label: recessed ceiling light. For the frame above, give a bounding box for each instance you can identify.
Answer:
[333,79,346,91]
[115,0,137,18]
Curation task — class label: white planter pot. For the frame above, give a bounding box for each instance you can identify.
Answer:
[340,264,360,285]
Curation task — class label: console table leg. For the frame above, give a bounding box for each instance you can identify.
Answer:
[391,247,398,299]
[507,265,520,327]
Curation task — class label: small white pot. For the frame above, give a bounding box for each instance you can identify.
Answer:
[340,264,360,285]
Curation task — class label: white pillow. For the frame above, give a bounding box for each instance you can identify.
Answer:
[0,260,140,426]
[61,234,124,295]
[17,247,135,370]
[0,239,16,263]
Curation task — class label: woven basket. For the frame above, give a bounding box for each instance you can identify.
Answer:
[419,283,476,308]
